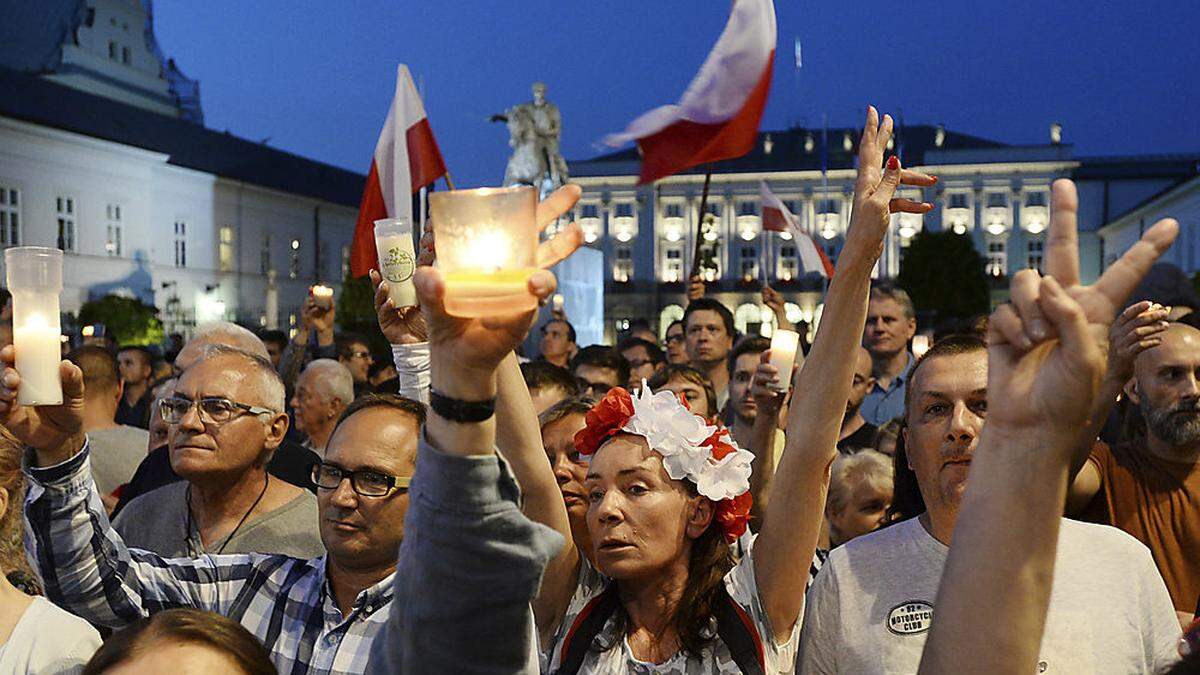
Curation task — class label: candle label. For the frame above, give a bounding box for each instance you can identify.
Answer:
[382,246,415,283]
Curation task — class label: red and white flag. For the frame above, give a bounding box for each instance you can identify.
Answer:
[760,180,834,278]
[602,0,776,185]
[350,64,447,277]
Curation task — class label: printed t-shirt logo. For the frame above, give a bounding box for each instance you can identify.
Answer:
[886,600,933,635]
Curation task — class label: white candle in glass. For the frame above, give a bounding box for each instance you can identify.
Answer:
[6,247,64,406]
[374,218,417,307]
[311,284,333,309]
[911,334,931,359]
[768,329,800,391]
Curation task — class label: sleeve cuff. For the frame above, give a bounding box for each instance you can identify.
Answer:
[414,434,520,513]
[23,438,90,485]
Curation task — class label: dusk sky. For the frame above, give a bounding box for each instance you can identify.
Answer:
[154,1,1200,188]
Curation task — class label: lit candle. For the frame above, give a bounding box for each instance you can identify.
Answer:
[552,293,565,313]
[768,329,800,392]
[5,247,64,406]
[911,334,931,359]
[430,187,539,318]
[374,218,417,307]
[311,284,333,309]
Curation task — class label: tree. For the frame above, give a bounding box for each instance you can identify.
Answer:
[77,295,164,346]
[897,230,991,321]
[335,273,389,355]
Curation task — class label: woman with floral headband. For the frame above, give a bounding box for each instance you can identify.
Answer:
[535,107,937,674]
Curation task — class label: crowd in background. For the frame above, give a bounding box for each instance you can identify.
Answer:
[0,108,1194,674]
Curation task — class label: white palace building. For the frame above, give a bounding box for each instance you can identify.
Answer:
[0,0,363,337]
[568,125,1200,343]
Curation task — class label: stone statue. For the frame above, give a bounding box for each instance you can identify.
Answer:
[492,82,568,195]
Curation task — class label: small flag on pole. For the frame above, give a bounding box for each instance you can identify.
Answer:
[350,64,448,277]
[601,0,777,185]
[760,181,834,278]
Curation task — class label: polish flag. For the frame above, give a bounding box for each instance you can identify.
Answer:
[350,64,447,277]
[602,0,776,185]
[760,181,834,278]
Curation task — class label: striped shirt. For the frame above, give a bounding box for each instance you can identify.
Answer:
[23,441,391,675]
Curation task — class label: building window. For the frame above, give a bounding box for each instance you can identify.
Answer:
[779,244,799,280]
[986,241,1006,277]
[739,246,758,280]
[1027,238,1044,271]
[289,238,301,279]
[104,203,122,256]
[784,200,801,216]
[613,245,633,282]
[581,204,598,218]
[738,201,757,216]
[1025,191,1047,207]
[948,193,968,209]
[108,41,117,60]
[699,243,722,281]
[665,203,683,218]
[56,196,76,252]
[0,187,19,247]
[260,232,272,274]
[662,247,685,283]
[816,198,839,214]
[615,203,634,218]
[219,226,235,272]
[987,192,1008,208]
[121,46,131,64]
[173,221,187,267]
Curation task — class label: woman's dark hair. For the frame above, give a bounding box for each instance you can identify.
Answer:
[612,510,734,659]
[885,334,988,524]
[82,608,276,674]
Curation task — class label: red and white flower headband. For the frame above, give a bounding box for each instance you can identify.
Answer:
[574,383,755,542]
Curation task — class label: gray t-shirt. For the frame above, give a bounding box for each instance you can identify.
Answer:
[112,480,324,559]
[86,425,148,496]
[798,517,1180,674]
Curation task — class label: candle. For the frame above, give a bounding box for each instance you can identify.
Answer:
[5,247,64,406]
[552,293,565,313]
[311,284,333,309]
[768,329,800,392]
[429,186,539,318]
[911,334,931,359]
[374,218,417,308]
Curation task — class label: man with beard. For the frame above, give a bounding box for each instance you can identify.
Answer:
[1071,321,1200,625]
[859,285,917,426]
[839,347,878,452]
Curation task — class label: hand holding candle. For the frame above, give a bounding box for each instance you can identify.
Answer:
[0,343,86,464]
[374,218,418,308]
[768,329,800,392]
[311,284,333,309]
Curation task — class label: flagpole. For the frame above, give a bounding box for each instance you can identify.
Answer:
[689,167,714,278]
[444,172,456,191]
[820,112,829,300]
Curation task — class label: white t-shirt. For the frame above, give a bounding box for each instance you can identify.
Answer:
[798,517,1180,674]
[544,548,801,674]
[0,596,102,674]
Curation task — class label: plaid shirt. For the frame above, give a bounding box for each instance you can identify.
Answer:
[23,441,392,675]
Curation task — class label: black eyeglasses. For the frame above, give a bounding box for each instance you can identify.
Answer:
[159,396,275,425]
[582,381,614,397]
[311,461,410,498]
[664,334,685,345]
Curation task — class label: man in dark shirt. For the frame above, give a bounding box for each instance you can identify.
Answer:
[115,346,155,429]
[838,347,879,452]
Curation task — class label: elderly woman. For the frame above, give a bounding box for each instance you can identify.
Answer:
[0,428,100,673]
[826,450,894,548]
[533,107,936,673]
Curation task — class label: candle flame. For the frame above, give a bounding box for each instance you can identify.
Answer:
[461,229,511,271]
[20,313,51,331]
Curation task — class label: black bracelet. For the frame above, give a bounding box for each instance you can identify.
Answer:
[429,388,496,423]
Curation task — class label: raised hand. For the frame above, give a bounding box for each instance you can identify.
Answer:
[987,179,1178,433]
[0,346,86,460]
[370,269,427,345]
[1107,301,1170,383]
[847,107,937,245]
[750,351,785,416]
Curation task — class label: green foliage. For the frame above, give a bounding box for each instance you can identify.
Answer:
[77,295,164,346]
[335,274,388,355]
[897,230,991,320]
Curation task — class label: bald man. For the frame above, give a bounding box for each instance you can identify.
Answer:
[291,359,354,455]
[837,347,878,453]
[1071,321,1200,625]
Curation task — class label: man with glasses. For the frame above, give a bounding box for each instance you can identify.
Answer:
[337,333,375,398]
[111,345,323,559]
[3,332,425,673]
[663,319,689,365]
[568,344,629,398]
[617,336,665,388]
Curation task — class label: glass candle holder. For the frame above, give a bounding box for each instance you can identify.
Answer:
[374,218,417,308]
[5,247,64,406]
[768,329,800,392]
[429,186,538,318]
[311,284,334,309]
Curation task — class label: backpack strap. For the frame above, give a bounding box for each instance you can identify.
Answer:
[555,584,620,675]
[713,588,767,675]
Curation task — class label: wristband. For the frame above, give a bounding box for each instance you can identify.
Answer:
[429,388,496,423]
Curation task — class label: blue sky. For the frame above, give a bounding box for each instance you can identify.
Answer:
[153,0,1200,188]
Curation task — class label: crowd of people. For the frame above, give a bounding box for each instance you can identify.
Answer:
[0,107,1193,673]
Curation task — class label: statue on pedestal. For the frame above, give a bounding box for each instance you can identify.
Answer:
[491,82,569,196]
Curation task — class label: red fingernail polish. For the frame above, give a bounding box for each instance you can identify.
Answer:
[887,156,900,170]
